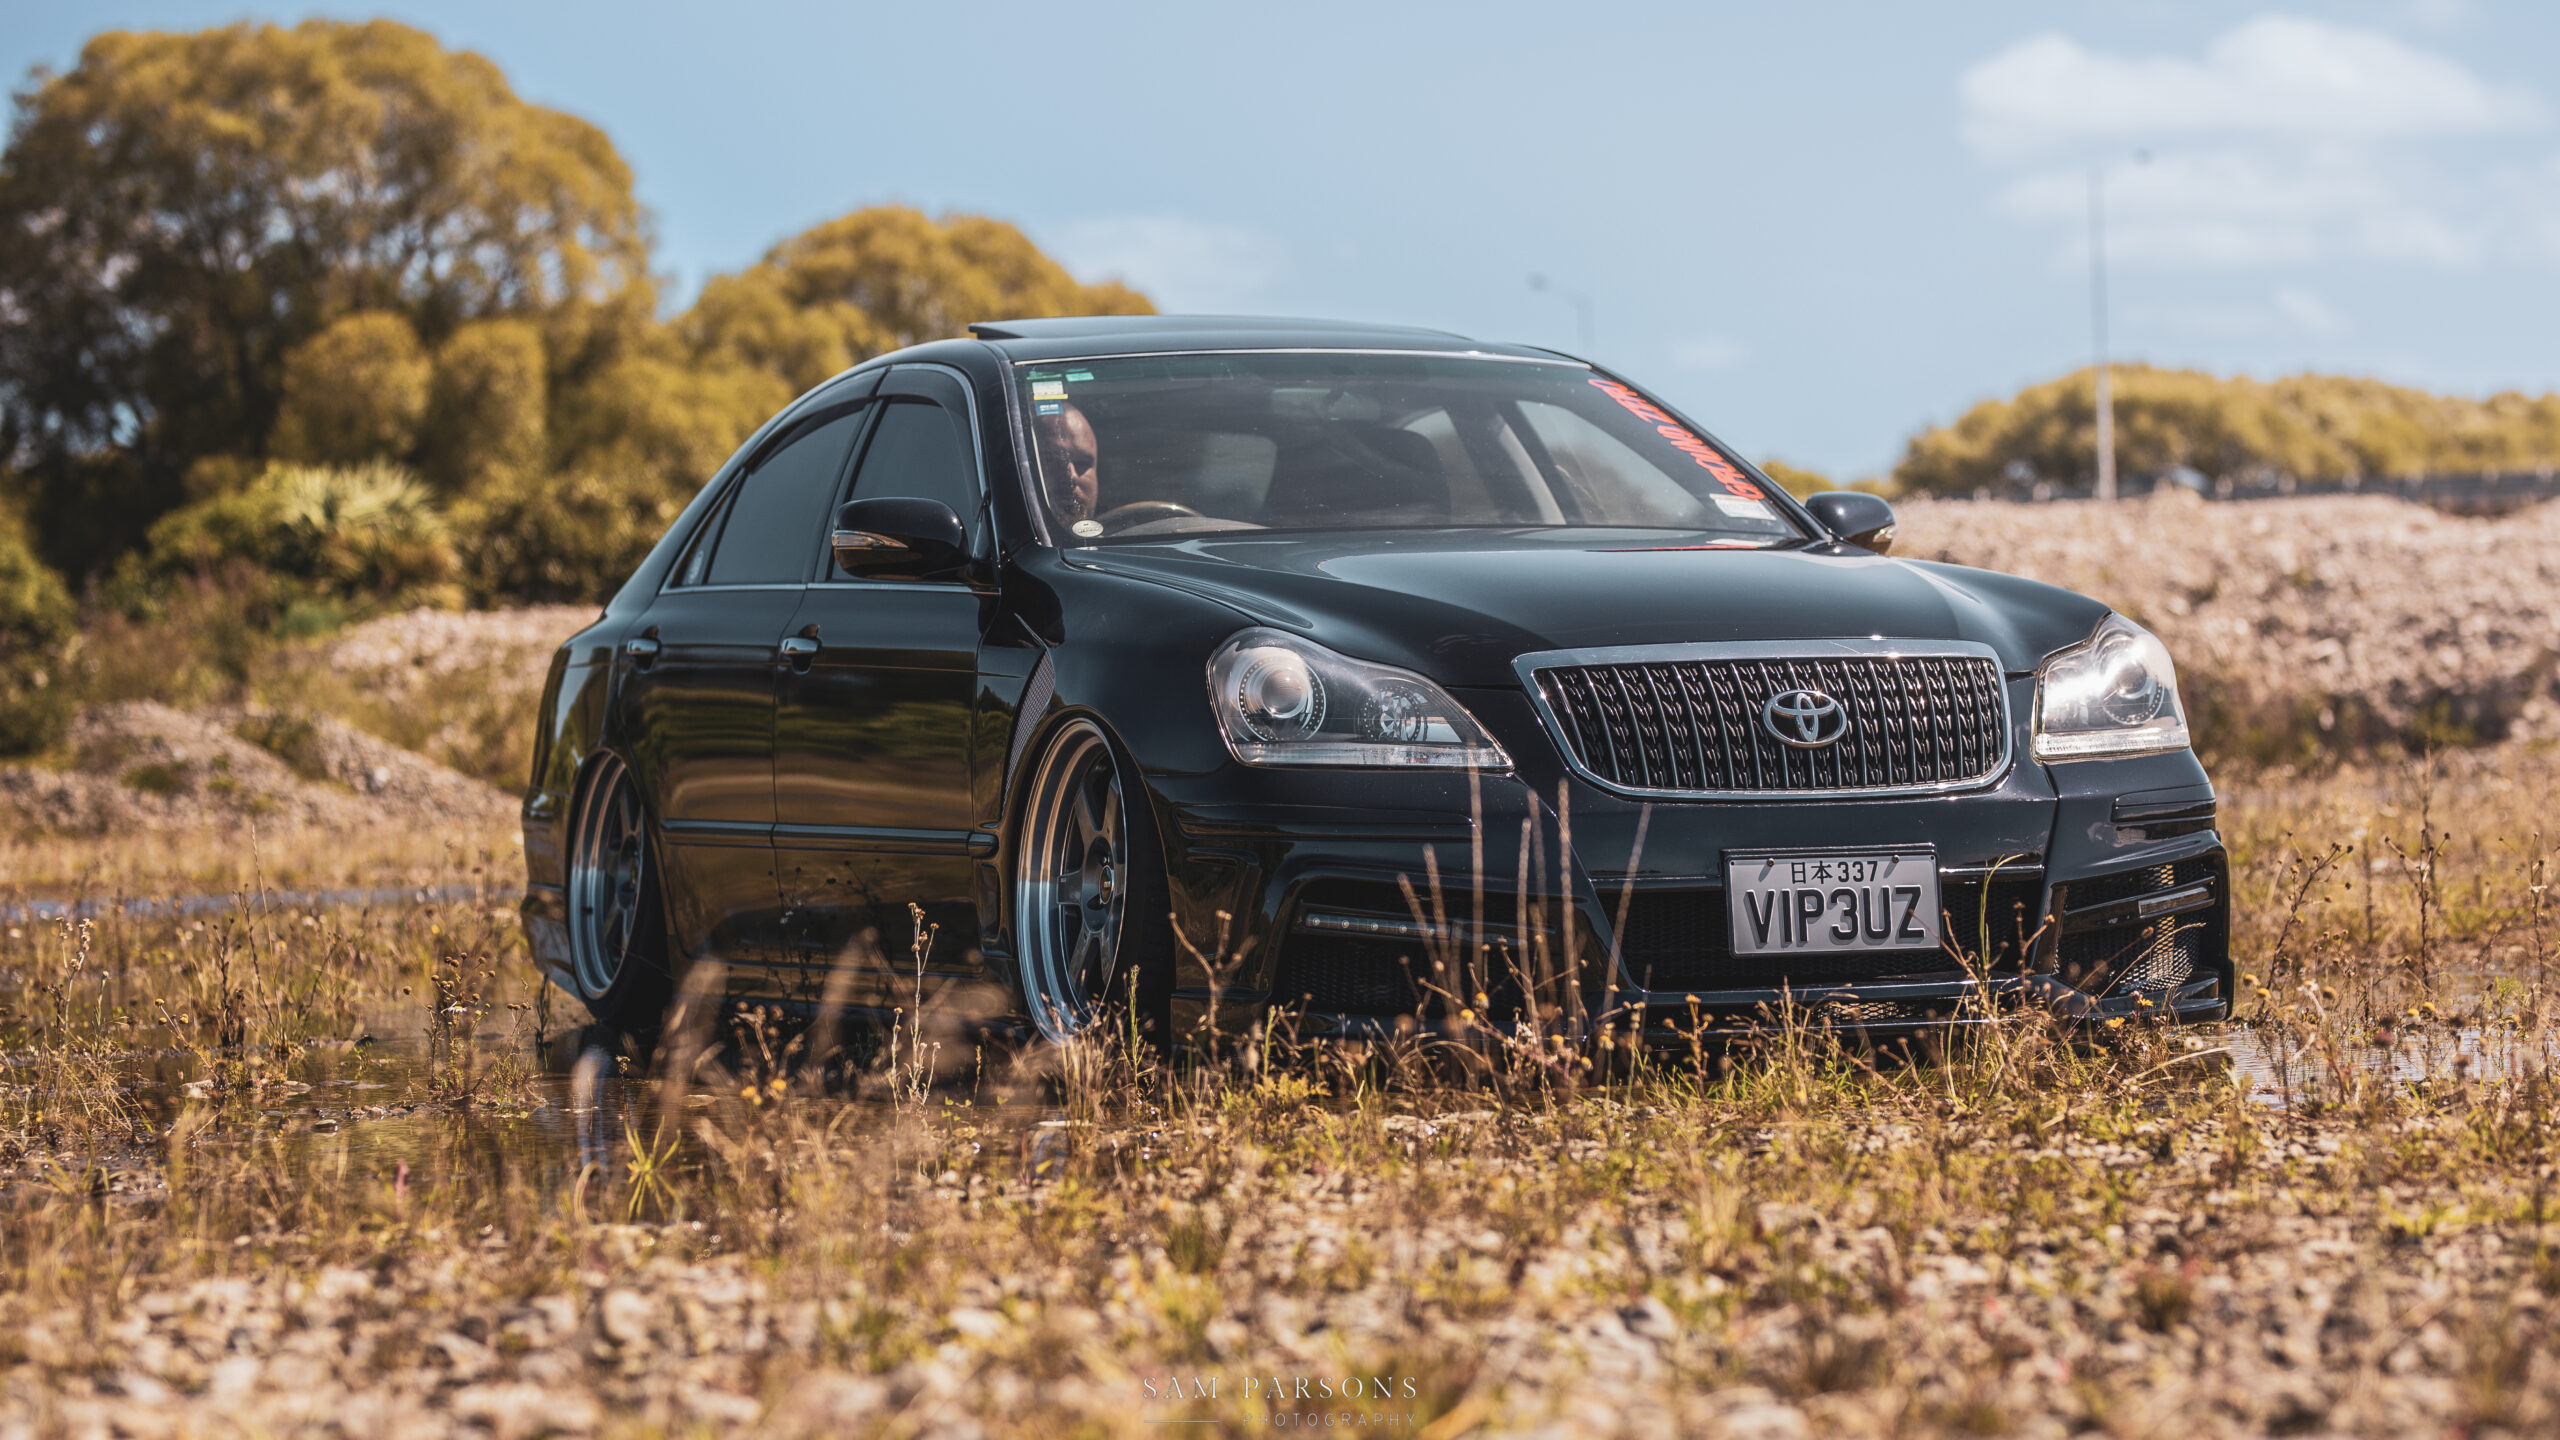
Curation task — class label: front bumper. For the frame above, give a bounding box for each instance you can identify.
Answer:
[1150,688,2231,1044]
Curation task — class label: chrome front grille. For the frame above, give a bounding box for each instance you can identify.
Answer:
[1523,644,2010,797]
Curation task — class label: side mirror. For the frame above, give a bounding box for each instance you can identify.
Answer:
[1803,491,1897,555]
[831,497,968,577]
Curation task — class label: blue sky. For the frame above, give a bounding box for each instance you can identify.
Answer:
[7,1,2557,478]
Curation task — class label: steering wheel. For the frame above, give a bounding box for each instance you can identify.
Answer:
[1094,500,1203,534]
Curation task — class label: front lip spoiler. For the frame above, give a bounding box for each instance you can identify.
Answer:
[1285,971,2227,1044]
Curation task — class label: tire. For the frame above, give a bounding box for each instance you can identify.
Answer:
[1014,717,1173,1047]
[564,753,675,1037]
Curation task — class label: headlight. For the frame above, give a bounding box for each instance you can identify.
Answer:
[1207,628,1511,769]
[2033,615,2190,761]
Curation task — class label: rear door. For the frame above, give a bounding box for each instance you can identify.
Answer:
[620,397,869,964]
[771,366,994,993]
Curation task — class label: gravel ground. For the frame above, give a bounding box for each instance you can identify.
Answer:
[325,605,598,694]
[5,1101,2551,1439]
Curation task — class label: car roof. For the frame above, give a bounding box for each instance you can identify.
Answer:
[966,314,1570,363]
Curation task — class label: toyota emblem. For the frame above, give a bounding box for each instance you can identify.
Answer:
[1762,688,1849,748]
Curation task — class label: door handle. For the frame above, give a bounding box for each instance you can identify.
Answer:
[778,635,820,670]
[624,635,660,666]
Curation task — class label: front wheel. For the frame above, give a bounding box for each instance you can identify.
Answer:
[1014,718,1171,1046]
[564,753,673,1036]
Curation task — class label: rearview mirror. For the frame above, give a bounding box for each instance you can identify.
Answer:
[1803,491,1897,555]
[831,497,968,577]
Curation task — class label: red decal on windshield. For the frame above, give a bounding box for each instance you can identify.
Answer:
[1588,377,1764,499]
[1597,542,1770,552]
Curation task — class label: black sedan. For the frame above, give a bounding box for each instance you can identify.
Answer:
[518,316,2227,1046]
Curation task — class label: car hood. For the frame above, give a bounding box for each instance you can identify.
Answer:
[1070,530,2109,687]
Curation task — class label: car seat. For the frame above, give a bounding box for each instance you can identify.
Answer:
[1262,426,1452,527]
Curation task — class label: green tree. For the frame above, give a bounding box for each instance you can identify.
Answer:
[0,507,75,755]
[0,19,649,577]
[684,206,1154,393]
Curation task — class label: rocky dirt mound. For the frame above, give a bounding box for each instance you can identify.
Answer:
[0,701,515,836]
[327,603,598,695]
[1897,492,2560,753]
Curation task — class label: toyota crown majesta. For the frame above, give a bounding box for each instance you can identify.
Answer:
[518,316,2228,1046]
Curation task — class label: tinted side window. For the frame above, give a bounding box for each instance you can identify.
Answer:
[834,398,978,578]
[705,409,864,585]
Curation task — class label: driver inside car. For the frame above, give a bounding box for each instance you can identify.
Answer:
[1033,401,1102,526]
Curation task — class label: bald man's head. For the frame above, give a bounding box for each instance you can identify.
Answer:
[1033,403,1100,525]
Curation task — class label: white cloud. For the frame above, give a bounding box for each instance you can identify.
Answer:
[1962,14,2542,271]
[1995,145,2480,267]
[1961,15,2540,160]
[1046,214,1288,314]
[1671,335,1747,370]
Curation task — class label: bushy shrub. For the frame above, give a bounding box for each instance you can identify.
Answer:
[268,313,435,467]
[1897,365,2560,495]
[0,511,78,755]
[1757,459,1835,499]
[420,317,549,493]
[121,460,459,616]
[549,350,787,500]
[455,467,683,605]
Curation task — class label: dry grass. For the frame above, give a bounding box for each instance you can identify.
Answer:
[1,750,2558,1436]
[10,528,2560,1434]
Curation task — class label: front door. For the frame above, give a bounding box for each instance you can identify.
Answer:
[772,367,992,997]
[621,399,868,965]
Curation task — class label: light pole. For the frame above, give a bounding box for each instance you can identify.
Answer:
[1527,274,1594,355]
[2088,150,2148,503]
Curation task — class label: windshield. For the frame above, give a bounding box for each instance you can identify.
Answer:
[1015,352,1804,545]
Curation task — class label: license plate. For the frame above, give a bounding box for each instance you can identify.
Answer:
[1725,849,1940,957]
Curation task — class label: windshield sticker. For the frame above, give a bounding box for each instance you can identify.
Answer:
[1587,377,1765,500]
[1713,495,1775,520]
[1064,370,1094,382]
[1036,401,1064,416]
[1071,519,1104,537]
[1031,378,1068,400]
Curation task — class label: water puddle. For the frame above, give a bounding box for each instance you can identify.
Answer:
[2225,1018,2557,1105]
[1,884,494,924]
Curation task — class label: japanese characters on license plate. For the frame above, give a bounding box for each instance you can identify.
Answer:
[1724,849,1941,957]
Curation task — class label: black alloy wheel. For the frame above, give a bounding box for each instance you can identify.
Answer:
[1015,718,1170,1045]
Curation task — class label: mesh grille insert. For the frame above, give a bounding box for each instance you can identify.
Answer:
[1537,654,2007,794]
[2059,856,2218,914]
[2053,857,2223,996]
